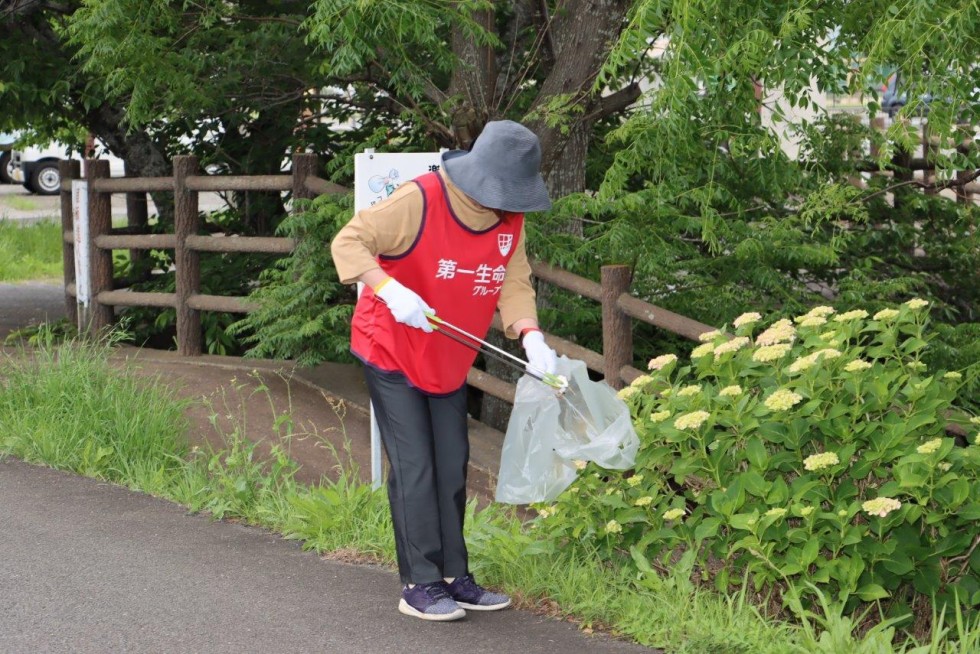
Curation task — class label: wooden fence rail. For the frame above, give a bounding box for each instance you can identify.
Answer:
[59,152,714,405]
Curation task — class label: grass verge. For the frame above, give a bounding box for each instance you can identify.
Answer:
[1,338,977,653]
[0,218,63,281]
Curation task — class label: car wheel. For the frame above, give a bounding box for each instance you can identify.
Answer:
[0,152,13,184]
[30,161,61,195]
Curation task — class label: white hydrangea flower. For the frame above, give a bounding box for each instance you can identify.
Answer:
[677,384,702,397]
[753,343,791,362]
[635,496,654,507]
[605,520,622,534]
[803,451,839,471]
[662,508,685,521]
[718,385,743,397]
[650,410,672,423]
[788,355,816,373]
[630,374,655,387]
[714,336,750,355]
[617,386,638,400]
[916,438,942,455]
[733,312,762,328]
[844,359,873,372]
[765,389,803,411]
[905,298,929,310]
[648,354,678,370]
[690,343,715,359]
[674,410,710,430]
[862,497,902,518]
[873,308,900,321]
[765,507,787,518]
[698,329,724,342]
[833,309,869,322]
[756,320,797,346]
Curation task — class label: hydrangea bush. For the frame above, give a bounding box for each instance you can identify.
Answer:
[536,299,980,616]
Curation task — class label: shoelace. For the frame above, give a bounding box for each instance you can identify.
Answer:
[418,581,452,600]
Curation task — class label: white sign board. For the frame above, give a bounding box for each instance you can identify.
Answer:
[71,180,90,307]
[353,150,444,213]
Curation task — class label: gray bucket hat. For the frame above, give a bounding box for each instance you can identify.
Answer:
[441,120,552,213]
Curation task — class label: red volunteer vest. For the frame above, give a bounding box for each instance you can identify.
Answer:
[351,172,524,395]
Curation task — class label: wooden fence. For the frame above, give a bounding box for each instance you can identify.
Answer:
[859,117,979,203]
[58,153,715,404]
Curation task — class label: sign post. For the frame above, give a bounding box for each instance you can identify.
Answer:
[71,179,90,332]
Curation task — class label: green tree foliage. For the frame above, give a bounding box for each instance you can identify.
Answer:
[528,0,979,406]
[227,196,357,366]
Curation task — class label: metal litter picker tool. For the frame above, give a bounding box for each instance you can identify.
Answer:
[426,314,569,393]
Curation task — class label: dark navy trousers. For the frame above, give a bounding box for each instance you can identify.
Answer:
[363,365,470,584]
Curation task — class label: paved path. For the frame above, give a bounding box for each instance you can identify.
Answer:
[0,281,66,339]
[0,182,228,224]
[0,459,654,653]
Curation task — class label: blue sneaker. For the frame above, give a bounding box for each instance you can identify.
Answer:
[446,574,511,611]
[399,582,466,622]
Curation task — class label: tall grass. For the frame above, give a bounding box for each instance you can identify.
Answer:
[0,337,188,485]
[2,338,979,653]
[0,218,63,281]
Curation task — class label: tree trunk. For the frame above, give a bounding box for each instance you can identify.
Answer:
[527,0,632,176]
[85,103,174,227]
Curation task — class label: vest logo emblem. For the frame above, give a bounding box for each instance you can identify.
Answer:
[497,233,513,256]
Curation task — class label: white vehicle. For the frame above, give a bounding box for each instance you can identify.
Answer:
[0,132,15,184]
[10,138,125,195]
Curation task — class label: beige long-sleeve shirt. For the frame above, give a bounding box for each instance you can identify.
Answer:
[331,171,538,338]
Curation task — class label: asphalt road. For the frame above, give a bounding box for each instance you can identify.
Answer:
[0,460,656,654]
[0,281,66,340]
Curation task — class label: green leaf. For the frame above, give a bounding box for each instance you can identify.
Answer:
[695,517,722,541]
[958,503,980,521]
[856,583,890,601]
[745,436,769,469]
[799,536,820,567]
[740,470,768,497]
[729,512,759,531]
[629,545,656,575]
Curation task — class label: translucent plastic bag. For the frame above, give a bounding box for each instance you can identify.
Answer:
[495,356,639,504]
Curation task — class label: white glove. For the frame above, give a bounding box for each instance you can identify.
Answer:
[375,278,434,332]
[522,329,557,375]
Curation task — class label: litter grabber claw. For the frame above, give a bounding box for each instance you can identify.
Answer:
[426,313,569,394]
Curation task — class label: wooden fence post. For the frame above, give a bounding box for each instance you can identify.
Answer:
[174,155,202,356]
[59,160,80,329]
[85,159,114,336]
[601,264,633,389]
[892,118,913,211]
[922,123,937,195]
[291,152,319,204]
[955,127,974,204]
